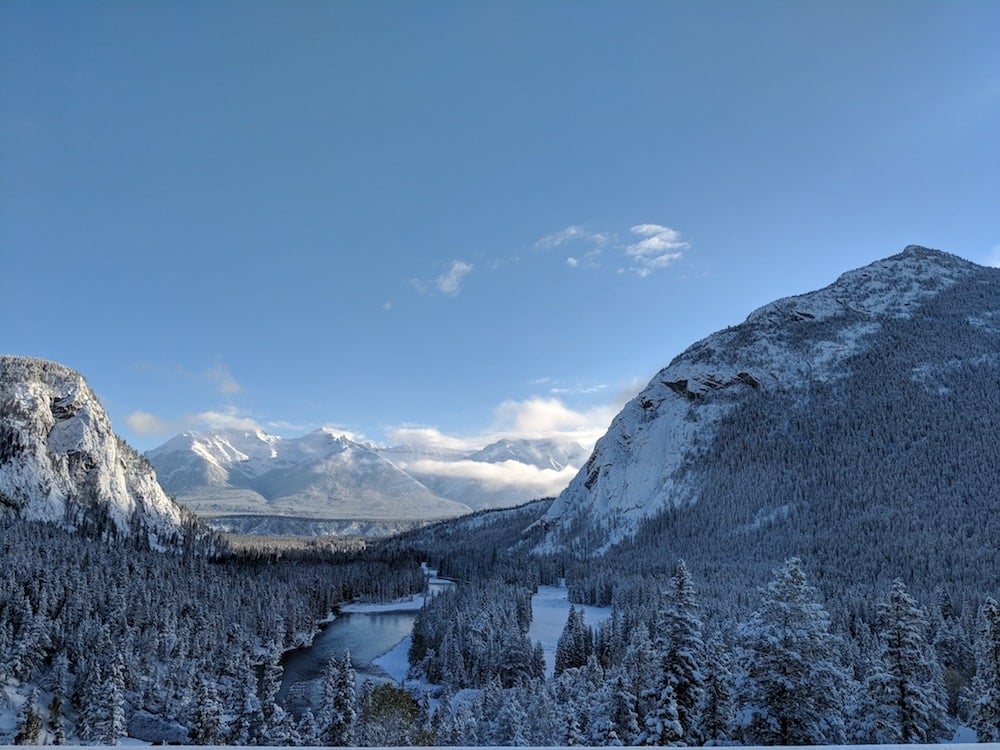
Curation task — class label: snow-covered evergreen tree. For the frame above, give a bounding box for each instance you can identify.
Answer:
[319,650,357,745]
[554,605,591,676]
[189,679,224,745]
[857,579,950,744]
[13,689,42,745]
[640,674,683,745]
[700,632,735,745]
[661,559,706,743]
[739,558,851,745]
[969,597,1000,742]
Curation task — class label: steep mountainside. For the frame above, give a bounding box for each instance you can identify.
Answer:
[0,356,187,544]
[539,246,1000,586]
[147,428,472,524]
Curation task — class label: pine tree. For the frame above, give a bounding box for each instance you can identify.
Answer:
[101,652,126,745]
[555,605,591,675]
[699,634,735,745]
[189,679,224,745]
[661,559,706,744]
[739,558,851,745]
[641,675,683,745]
[14,689,43,745]
[969,597,1000,742]
[859,579,951,744]
[430,688,456,745]
[319,650,357,745]
[48,693,67,746]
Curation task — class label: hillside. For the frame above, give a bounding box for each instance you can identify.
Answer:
[536,246,1000,604]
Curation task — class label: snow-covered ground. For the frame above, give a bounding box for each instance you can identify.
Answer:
[528,585,614,677]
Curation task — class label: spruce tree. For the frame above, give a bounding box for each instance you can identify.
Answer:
[970,597,1000,742]
[859,579,951,744]
[739,558,850,745]
[189,679,224,745]
[661,559,706,743]
[14,689,42,745]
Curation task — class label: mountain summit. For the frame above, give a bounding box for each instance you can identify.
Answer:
[540,246,1000,560]
[0,356,186,544]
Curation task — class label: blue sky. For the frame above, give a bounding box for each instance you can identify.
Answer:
[2,1,999,453]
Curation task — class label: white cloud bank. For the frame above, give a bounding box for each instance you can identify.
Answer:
[404,458,578,497]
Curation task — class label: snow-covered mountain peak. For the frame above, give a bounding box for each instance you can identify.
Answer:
[540,246,995,550]
[0,356,185,542]
[470,437,590,471]
[147,426,472,524]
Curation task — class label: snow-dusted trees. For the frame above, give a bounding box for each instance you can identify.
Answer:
[408,579,541,687]
[658,559,705,744]
[739,558,851,745]
[13,689,42,745]
[554,605,592,675]
[318,650,357,745]
[857,579,950,743]
[699,632,735,744]
[969,597,1000,741]
[189,679,225,745]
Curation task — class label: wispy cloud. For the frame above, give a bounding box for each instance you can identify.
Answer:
[412,260,474,296]
[125,411,173,436]
[550,383,608,395]
[535,225,610,250]
[984,245,1000,268]
[566,248,602,269]
[537,222,688,277]
[206,362,241,395]
[125,406,262,437]
[436,260,473,294]
[625,224,688,277]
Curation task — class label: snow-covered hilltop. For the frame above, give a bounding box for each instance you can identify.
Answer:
[0,356,185,543]
[541,246,999,550]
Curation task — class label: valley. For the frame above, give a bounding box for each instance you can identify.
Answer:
[2,247,1000,745]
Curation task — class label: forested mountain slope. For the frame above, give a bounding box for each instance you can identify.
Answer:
[538,247,1000,605]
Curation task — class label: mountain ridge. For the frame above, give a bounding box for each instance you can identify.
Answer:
[539,245,997,552]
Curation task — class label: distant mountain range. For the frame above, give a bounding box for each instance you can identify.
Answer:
[146,429,589,533]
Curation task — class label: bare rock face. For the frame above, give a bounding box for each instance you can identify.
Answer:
[0,356,186,545]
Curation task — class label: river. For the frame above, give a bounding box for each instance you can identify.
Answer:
[278,572,454,714]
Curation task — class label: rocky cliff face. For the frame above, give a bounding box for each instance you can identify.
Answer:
[0,356,186,545]
[539,246,994,550]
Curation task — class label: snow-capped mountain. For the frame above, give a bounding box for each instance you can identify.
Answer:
[0,356,185,543]
[469,438,590,471]
[540,246,1000,553]
[147,428,472,524]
